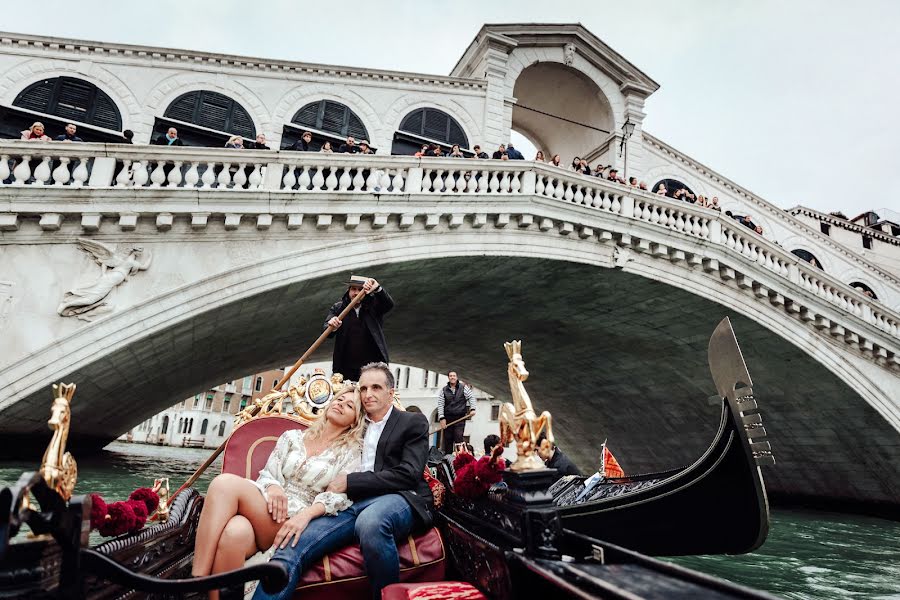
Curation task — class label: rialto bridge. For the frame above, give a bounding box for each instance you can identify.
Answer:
[0,24,898,513]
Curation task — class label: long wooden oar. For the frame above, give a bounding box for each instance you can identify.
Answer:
[167,288,369,505]
[431,412,474,450]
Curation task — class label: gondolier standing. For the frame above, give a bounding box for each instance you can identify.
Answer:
[325,275,393,382]
[437,371,476,453]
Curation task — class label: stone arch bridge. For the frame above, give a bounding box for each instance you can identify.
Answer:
[1,143,899,512]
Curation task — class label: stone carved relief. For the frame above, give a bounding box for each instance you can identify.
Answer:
[0,281,14,331]
[613,244,635,268]
[57,238,152,321]
[564,43,577,66]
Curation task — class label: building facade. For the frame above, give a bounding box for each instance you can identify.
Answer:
[121,362,501,453]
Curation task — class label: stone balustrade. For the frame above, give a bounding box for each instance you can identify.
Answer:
[2,140,899,367]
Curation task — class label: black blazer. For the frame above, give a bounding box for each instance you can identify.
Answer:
[346,409,434,527]
[324,287,394,374]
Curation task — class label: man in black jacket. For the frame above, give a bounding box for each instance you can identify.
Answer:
[324,275,393,382]
[254,363,433,600]
[288,130,313,151]
[437,371,476,453]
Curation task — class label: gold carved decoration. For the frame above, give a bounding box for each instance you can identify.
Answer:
[499,341,554,472]
[40,383,78,501]
[151,478,170,522]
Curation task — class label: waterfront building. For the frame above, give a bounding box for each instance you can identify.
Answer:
[120,363,498,451]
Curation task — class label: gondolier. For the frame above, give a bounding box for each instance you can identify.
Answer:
[437,371,476,453]
[324,275,393,382]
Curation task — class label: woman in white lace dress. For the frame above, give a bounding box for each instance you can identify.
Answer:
[192,383,364,597]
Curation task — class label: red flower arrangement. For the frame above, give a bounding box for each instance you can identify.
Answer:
[89,487,160,537]
[452,446,505,499]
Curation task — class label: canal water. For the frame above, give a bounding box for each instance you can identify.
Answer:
[2,441,899,599]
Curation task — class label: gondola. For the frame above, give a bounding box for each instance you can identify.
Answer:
[0,317,778,599]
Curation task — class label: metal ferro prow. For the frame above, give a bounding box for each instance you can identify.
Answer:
[707,317,775,466]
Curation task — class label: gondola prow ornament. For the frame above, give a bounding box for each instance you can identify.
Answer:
[499,341,554,472]
[40,383,78,501]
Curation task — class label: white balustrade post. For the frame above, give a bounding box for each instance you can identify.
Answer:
[708,219,722,245]
[12,155,32,185]
[33,157,52,185]
[521,170,536,194]
[88,157,116,186]
[263,163,284,190]
[620,195,635,217]
[788,263,800,285]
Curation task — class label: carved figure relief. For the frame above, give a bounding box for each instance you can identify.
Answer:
[0,281,14,331]
[613,245,635,268]
[57,238,152,320]
[563,43,577,66]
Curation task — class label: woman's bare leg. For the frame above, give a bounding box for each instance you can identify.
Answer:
[193,473,283,576]
[206,515,258,600]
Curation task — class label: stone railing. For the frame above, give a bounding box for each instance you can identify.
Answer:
[2,141,899,354]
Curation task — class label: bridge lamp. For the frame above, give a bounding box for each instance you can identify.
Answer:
[620,119,636,180]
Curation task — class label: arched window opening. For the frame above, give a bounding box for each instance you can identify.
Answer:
[200,419,208,435]
[651,179,695,201]
[392,107,469,155]
[153,90,255,147]
[255,377,263,392]
[282,100,370,151]
[850,282,877,300]
[2,76,123,142]
[177,418,183,434]
[218,421,227,436]
[161,416,169,435]
[791,249,824,270]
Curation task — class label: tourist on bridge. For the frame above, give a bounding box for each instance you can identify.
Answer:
[152,126,183,146]
[289,130,313,151]
[55,123,83,142]
[20,121,51,141]
[325,275,393,382]
[339,135,358,153]
[437,371,476,453]
[506,142,524,159]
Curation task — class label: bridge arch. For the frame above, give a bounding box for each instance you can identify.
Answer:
[1,230,897,508]
[510,61,615,163]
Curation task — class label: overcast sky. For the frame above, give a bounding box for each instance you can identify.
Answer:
[5,0,899,216]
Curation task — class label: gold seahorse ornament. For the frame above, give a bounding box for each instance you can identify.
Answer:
[40,383,78,501]
[498,341,554,472]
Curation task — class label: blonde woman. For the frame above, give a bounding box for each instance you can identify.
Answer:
[20,121,51,141]
[192,383,364,597]
[224,135,244,149]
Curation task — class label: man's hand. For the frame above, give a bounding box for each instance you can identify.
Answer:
[362,278,380,295]
[325,474,347,493]
[266,484,288,523]
[439,418,447,430]
[327,316,342,329]
[273,511,312,549]
[467,409,476,419]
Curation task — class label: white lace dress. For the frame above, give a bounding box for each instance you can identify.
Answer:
[253,429,362,517]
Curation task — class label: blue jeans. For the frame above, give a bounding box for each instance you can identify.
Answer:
[251,494,414,600]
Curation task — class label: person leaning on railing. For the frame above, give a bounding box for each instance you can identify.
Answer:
[20,121,51,141]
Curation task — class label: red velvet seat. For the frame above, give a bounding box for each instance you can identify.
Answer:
[381,582,486,600]
[222,415,446,599]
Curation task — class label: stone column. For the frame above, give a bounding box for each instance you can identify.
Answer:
[619,87,649,183]
[479,34,517,152]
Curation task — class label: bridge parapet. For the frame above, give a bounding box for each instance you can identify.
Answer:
[2,141,899,376]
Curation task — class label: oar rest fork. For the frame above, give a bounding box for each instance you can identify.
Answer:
[222,415,446,599]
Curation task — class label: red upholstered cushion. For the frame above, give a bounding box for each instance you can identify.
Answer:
[295,527,446,599]
[221,415,307,478]
[382,581,486,600]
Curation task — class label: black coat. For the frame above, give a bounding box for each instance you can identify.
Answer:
[347,409,434,527]
[338,143,358,153]
[324,287,394,376]
[546,447,582,477]
[152,135,183,146]
[289,139,310,151]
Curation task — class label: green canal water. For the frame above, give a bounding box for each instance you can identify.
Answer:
[2,441,899,599]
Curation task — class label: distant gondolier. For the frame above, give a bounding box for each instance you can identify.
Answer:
[325,275,393,382]
[437,371,476,453]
